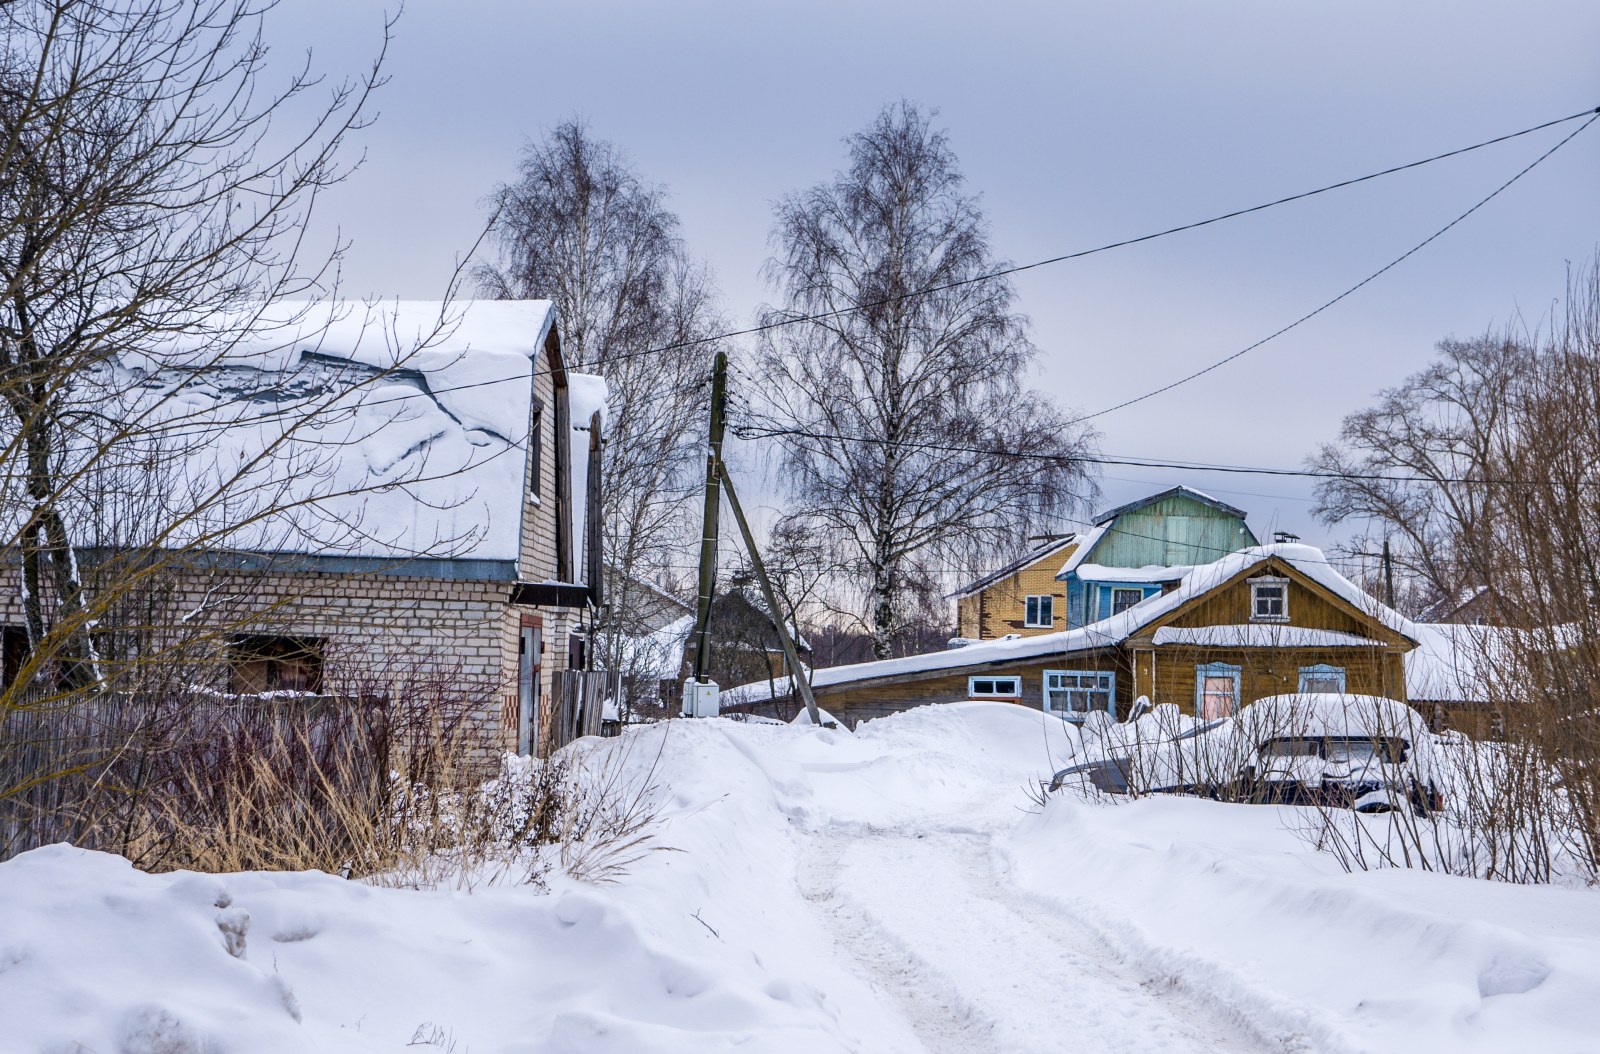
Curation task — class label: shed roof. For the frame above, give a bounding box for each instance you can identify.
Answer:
[950,534,1079,599]
[100,300,598,566]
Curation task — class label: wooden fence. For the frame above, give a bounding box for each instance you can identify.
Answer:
[542,670,623,755]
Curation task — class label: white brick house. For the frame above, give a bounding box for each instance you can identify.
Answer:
[1,300,605,764]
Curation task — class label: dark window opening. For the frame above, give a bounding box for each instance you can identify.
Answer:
[229,635,324,694]
[2,626,29,688]
[530,406,543,500]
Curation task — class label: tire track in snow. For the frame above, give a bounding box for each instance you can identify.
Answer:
[797,831,1002,1054]
[800,823,1287,1054]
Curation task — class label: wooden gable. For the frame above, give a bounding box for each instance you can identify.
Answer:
[1130,556,1414,649]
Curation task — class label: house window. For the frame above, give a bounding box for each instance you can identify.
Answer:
[229,635,324,695]
[1195,662,1241,719]
[1,626,29,688]
[968,676,1022,699]
[1044,670,1115,719]
[528,406,543,501]
[1250,577,1289,622]
[1298,663,1346,694]
[1111,587,1144,615]
[1024,595,1054,628]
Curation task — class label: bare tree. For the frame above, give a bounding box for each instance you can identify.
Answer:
[0,0,391,687]
[1308,334,1534,614]
[752,101,1095,659]
[476,119,721,671]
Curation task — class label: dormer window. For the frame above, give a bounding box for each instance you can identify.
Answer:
[1250,576,1289,622]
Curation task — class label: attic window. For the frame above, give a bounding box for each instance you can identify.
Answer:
[1250,577,1289,623]
[1111,587,1144,615]
[1024,595,1054,628]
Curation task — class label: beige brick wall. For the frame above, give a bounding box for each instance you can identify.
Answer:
[0,564,540,770]
[963,544,1075,640]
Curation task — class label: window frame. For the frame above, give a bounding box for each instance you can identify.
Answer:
[528,402,544,503]
[1023,594,1055,628]
[968,675,1022,699]
[1249,576,1290,623]
[1110,587,1145,615]
[1043,669,1116,720]
[1297,663,1347,694]
[1194,661,1242,719]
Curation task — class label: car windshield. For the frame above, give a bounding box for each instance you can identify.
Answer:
[1260,737,1321,757]
[1323,736,1409,765]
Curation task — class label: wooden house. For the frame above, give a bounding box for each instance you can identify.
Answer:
[784,544,1420,728]
[950,487,1259,642]
[1056,487,1259,629]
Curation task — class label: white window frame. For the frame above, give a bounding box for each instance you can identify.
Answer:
[968,675,1022,699]
[1024,594,1054,628]
[1110,587,1144,615]
[1298,663,1347,694]
[1195,661,1242,719]
[1249,576,1290,623]
[1043,669,1116,720]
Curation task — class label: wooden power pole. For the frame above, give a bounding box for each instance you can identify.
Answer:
[690,352,727,684]
[719,461,822,726]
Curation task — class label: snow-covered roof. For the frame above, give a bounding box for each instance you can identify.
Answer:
[98,300,601,566]
[1152,626,1385,648]
[1404,622,1507,703]
[1055,523,1110,578]
[617,614,695,680]
[1415,586,1491,624]
[1074,563,1192,584]
[950,534,1079,600]
[745,544,1416,694]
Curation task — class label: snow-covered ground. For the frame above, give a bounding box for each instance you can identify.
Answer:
[4,703,1599,1053]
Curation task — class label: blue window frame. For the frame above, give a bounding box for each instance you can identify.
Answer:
[1194,662,1242,719]
[1298,663,1347,694]
[1044,669,1116,719]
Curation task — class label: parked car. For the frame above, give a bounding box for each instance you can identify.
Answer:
[1049,694,1444,816]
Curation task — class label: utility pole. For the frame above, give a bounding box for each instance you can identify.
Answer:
[1382,536,1396,609]
[690,352,727,684]
[719,461,822,726]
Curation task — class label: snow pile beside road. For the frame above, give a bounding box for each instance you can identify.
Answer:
[3,703,1599,1053]
[0,719,891,1054]
[1005,794,1600,1053]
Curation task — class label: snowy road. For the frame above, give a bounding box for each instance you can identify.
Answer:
[798,821,1282,1054]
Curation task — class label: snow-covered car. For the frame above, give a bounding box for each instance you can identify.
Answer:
[1049,694,1444,815]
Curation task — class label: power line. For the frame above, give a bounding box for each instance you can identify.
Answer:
[620,103,1599,367]
[728,418,1585,488]
[1077,109,1600,421]
[307,102,1599,401]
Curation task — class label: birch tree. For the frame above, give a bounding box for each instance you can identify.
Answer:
[753,102,1095,659]
[476,120,722,668]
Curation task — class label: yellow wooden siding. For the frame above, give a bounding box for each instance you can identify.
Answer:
[964,543,1076,639]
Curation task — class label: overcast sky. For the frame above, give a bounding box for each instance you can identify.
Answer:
[277,0,1599,569]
